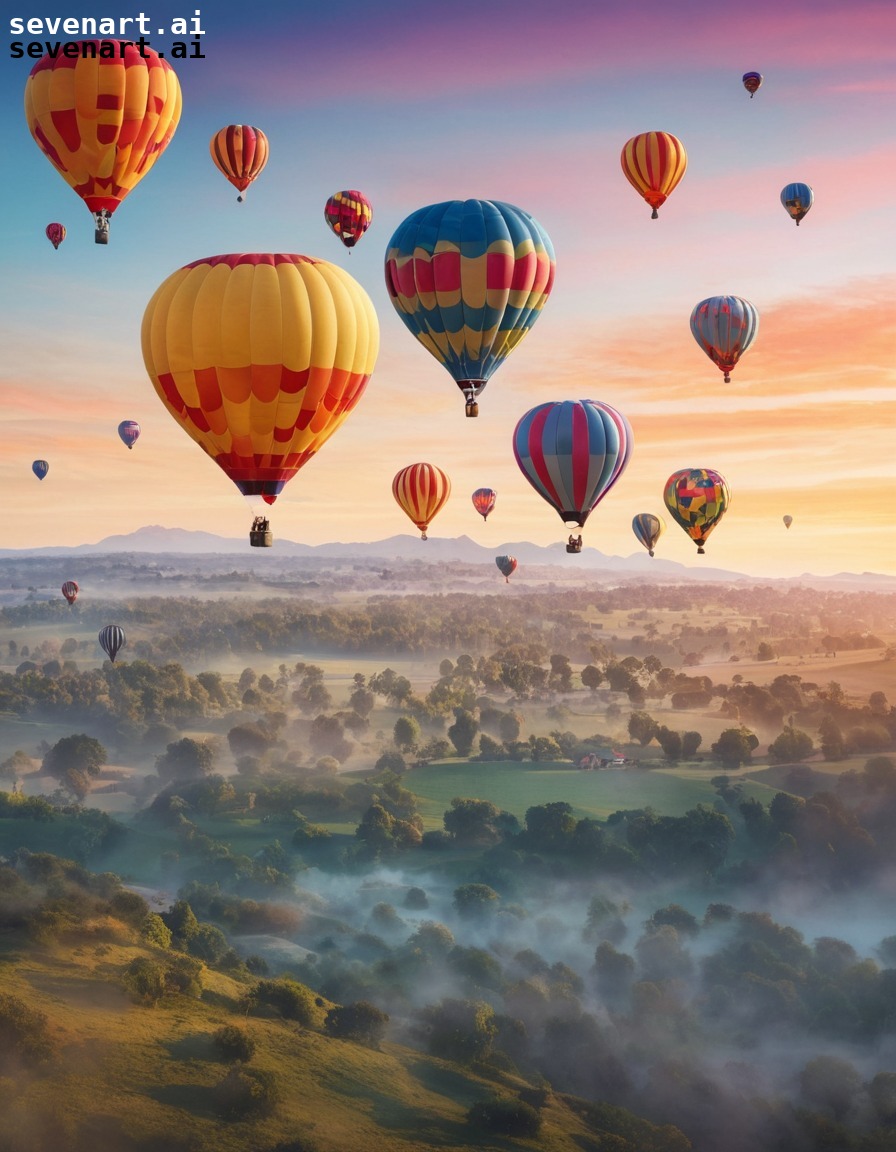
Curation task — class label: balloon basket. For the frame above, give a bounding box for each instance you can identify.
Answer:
[465,400,479,417]
[250,517,272,547]
[93,210,110,245]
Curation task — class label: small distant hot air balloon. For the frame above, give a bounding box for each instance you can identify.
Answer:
[45,223,65,250]
[118,420,141,449]
[780,183,814,226]
[690,295,759,383]
[783,514,793,529]
[472,488,497,521]
[25,42,182,243]
[742,72,763,98]
[210,125,269,201]
[632,513,665,557]
[495,555,517,583]
[32,460,49,480]
[513,399,632,553]
[98,624,125,663]
[392,464,451,540]
[61,581,79,605]
[620,132,687,219]
[325,190,372,250]
[664,468,730,555]
[385,199,555,416]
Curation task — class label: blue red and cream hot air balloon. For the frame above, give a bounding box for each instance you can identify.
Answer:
[392,463,451,540]
[385,199,555,417]
[632,513,665,557]
[742,71,763,98]
[32,460,49,480]
[98,624,126,663]
[780,183,814,226]
[495,555,517,583]
[141,253,379,547]
[512,399,632,553]
[325,190,372,250]
[472,488,497,521]
[620,132,687,219]
[118,420,141,449]
[25,42,181,243]
[45,223,65,250]
[210,125,269,201]
[663,468,730,555]
[690,295,759,382]
[61,581,79,605]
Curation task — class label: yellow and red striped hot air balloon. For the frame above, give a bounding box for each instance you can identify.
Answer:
[24,41,182,243]
[141,253,379,546]
[620,132,687,219]
[210,125,269,201]
[392,464,451,540]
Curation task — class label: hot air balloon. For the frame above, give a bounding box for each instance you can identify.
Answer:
[690,295,759,382]
[142,253,379,547]
[61,581,79,605]
[98,624,125,663]
[663,468,730,555]
[392,464,451,540]
[620,132,687,219]
[781,183,814,226]
[495,555,517,583]
[118,420,141,449]
[32,460,49,480]
[783,514,793,529]
[742,71,763,97]
[472,488,497,521]
[325,190,372,250]
[512,400,632,553]
[385,200,555,417]
[632,513,665,557]
[45,223,65,250]
[210,125,269,202]
[25,42,181,243]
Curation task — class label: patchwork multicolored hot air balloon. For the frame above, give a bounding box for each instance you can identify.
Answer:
[385,199,555,416]
[620,132,687,219]
[98,624,125,663]
[663,468,730,554]
[742,71,763,97]
[495,555,517,583]
[690,295,759,382]
[632,513,665,557]
[141,253,379,546]
[45,223,65,250]
[472,488,497,521]
[512,400,632,551]
[780,183,814,226]
[783,514,793,529]
[118,420,141,449]
[61,581,79,605]
[32,460,49,480]
[325,190,372,250]
[25,42,181,243]
[210,125,269,201]
[392,463,451,540]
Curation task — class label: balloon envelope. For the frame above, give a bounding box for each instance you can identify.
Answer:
[385,199,555,412]
[142,253,379,513]
[781,182,814,225]
[45,223,65,250]
[325,190,372,249]
[783,514,793,529]
[495,555,517,581]
[98,624,125,663]
[32,460,49,480]
[663,468,730,554]
[118,420,141,449]
[513,399,632,530]
[690,295,758,382]
[61,581,79,605]
[472,488,497,521]
[393,464,451,540]
[210,125,269,201]
[632,513,665,557]
[742,71,763,96]
[620,132,687,218]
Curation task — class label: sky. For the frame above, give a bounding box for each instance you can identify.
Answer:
[1,0,895,578]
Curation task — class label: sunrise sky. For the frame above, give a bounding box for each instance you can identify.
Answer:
[1,0,894,577]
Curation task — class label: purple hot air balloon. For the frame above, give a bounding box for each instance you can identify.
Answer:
[118,420,141,449]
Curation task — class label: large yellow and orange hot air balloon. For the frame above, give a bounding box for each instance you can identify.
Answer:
[210,125,269,201]
[24,41,182,243]
[620,132,687,219]
[392,464,451,540]
[141,253,379,546]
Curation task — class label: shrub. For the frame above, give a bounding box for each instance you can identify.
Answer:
[214,1066,279,1120]
[251,978,316,1025]
[213,1024,256,1063]
[323,1001,389,1047]
[467,1096,542,1137]
[0,993,54,1069]
[122,957,166,1005]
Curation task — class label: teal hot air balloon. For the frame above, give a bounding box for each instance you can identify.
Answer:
[384,200,555,417]
[781,182,813,226]
[632,513,665,557]
[32,459,49,480]
[690,295,758,383]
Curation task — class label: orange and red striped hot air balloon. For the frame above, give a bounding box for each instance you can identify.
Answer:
[210,125,269,201]
[392,464,451,540]
[620,132,688,219]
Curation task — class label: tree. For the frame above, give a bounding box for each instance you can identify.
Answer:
[213,1024,256,1063]
[42,734,107,782]
[581,664,604,692]
[681,731,702,758]
[756,642,776,661]
[443,797,504,845]
[499,711,523,742]
[711,727,759,768]
[799,1055,862,1120]
[819,714,846,761]
[393,715,421,752]
[122,957,167,1005]
[447,708,479,756]
[467,1097,542,1138]
[156,738,215,782]
[768,725,814,763]
[324,1001,389,1047]
[655,726,683,761]
[415,998,497,1063]
[453,883,500,918]
[214,1066,279,1120]
[628,711,657,746]
[309,715,353,763]
[0,993,54,1069]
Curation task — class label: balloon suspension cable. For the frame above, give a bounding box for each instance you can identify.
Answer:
[93,210,111,245]
[651,208,658,219]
